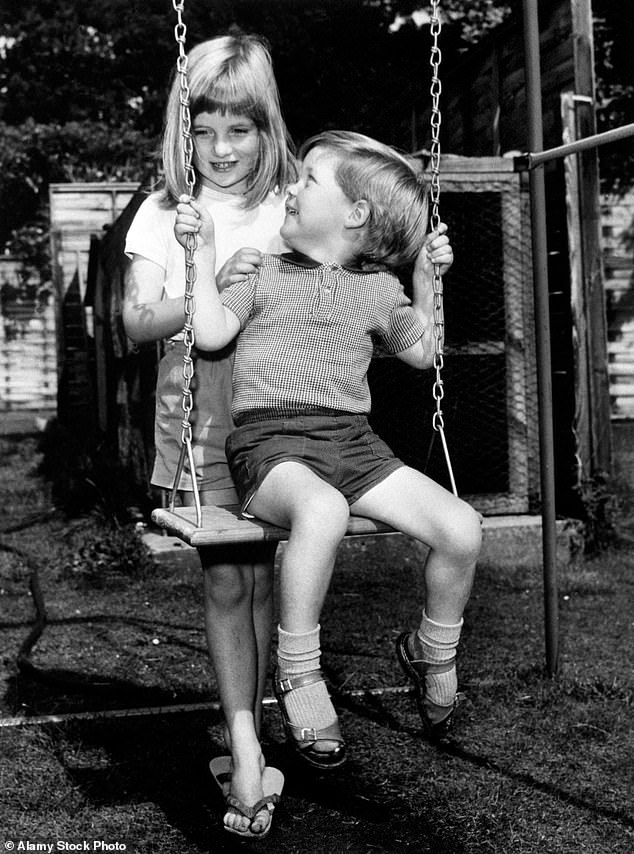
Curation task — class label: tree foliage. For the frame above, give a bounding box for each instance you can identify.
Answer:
[0,0,632,271]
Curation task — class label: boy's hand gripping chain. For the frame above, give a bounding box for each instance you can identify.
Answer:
[429,0,457,497]
[170,0,203,525]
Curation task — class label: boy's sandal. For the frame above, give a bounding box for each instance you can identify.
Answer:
[395,631,463,742]
[273,669,347,770]
[209,757,284,839]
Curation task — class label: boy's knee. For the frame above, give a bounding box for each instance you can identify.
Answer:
[296,490,349,541]
[454,503,482,564]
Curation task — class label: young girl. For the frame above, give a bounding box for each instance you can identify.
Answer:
[175,131,481,772]
[123,32,296,839]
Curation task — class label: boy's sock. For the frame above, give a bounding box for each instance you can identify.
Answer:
[277,625,337,731]
[414,611,463,714]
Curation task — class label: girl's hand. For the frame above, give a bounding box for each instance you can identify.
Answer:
[174,194,215,251]
[414,221,454,279]
[216,247,263,292]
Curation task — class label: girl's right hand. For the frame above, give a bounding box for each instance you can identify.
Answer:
[174,194,215,251]
[216,248,263,291]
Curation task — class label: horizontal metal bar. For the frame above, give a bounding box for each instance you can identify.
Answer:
[514,122,634,171]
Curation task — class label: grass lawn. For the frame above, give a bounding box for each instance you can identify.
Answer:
[0,431,633,853]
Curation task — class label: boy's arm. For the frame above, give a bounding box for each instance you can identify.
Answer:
[174,196,241,350]
[395,223,453,370]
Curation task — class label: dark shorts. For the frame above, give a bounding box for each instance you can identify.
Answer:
[225,410,404,513]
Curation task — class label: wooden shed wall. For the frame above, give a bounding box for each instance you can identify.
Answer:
[49,183,138,299]
[435,0,574,157]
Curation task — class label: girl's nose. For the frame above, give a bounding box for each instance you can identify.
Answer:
[286,180,299,195]
[213,135,232,156]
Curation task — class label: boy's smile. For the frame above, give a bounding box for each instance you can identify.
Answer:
[281,147,359,264]
[192,110,260,195]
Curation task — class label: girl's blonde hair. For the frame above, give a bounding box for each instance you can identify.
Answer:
[299,131,429,269]
[161,31,297,207]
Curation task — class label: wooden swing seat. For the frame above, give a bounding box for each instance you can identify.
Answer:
[151,504,393,548]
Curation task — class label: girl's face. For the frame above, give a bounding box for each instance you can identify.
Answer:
[192,110,260,194]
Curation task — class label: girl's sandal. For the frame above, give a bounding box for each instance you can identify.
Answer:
[395,631,463,742]
[210,757,284,839]
[273,669,347,770]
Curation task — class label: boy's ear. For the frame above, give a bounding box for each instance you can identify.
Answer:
[345,199,370,229]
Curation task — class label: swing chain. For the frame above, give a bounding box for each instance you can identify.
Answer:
[429,0,445,434]
[171,0,202,521]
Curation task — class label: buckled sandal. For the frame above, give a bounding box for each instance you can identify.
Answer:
[395,631,463,742]
[273,669,347,769]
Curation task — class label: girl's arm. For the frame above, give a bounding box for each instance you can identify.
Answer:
[123,255,187,343]
[174,196,240,350]
[395,222,453,370]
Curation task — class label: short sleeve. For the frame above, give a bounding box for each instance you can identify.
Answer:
[220,275,258,330]
[124,194,172,268]
[381,283,425,354]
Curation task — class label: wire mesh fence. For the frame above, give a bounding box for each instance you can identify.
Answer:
[369,158,539,515]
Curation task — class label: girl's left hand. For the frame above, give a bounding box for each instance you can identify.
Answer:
[415,222,454,278]
[216,248,263,291]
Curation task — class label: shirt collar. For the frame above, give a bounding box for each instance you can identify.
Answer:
[280,250,379,275]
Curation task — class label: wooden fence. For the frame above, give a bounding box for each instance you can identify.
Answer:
[0,258,57,412]
[602,192,634,419]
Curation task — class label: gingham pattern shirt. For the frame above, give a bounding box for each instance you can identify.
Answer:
[221,252,425,418]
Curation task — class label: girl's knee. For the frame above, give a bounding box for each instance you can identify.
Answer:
[203,563,253,609]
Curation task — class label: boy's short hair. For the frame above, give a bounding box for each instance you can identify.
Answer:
[299,131,429,269]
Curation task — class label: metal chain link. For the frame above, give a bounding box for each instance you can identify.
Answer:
[429,0,457,495]
[170,0,202,522]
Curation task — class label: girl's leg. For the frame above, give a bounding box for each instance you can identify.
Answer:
[350,466,481,735]
[249,461,350,766]
[199,544,274,835]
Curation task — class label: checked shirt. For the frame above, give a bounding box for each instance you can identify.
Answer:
[220,252,425,419]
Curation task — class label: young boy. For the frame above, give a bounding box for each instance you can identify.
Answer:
[175,131,482,768]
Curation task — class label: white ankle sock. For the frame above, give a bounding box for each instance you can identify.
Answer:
[415,611,463,707]
[277,625,337,730]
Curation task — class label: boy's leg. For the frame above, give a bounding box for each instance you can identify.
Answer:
[249,461,350,767]
[200,545,274,834]
[350,466,481,737]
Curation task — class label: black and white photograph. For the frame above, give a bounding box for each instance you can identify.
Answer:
[1,1,632,851]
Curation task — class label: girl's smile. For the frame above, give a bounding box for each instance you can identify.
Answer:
[192,110,260,194]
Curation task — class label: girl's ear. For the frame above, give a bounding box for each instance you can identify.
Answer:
[345,199,370,229]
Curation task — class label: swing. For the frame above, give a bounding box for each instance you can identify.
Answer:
[151,0,455,547]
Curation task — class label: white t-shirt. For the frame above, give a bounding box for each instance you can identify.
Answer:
[124,185,287,300]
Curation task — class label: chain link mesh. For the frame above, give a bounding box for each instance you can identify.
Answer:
[369,172,538,515]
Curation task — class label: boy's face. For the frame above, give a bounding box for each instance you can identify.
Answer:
[281,146,356,261]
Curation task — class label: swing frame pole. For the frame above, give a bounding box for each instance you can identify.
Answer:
[522,0,559,676]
